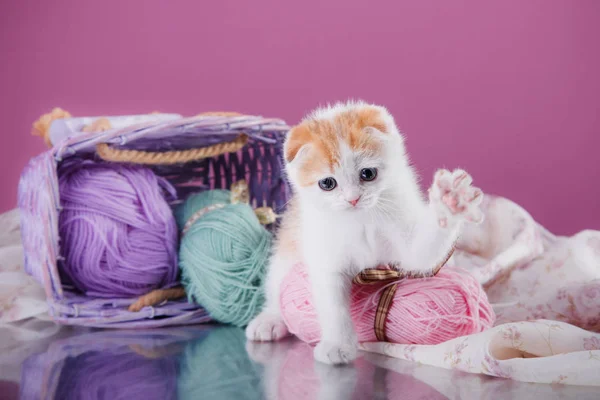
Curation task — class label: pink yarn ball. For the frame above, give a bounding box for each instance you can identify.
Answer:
[280,264,495,345]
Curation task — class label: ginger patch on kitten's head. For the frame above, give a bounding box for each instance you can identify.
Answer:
[285,103,391,187]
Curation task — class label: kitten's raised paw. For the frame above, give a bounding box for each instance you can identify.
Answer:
[314,340,358,365]
[429,169,484,228]
[245,311,289,342]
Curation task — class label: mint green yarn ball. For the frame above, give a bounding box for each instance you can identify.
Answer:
[176,190,272,327]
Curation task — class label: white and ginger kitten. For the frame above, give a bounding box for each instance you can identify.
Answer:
[246,101,484,365]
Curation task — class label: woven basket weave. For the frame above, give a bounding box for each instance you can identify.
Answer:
[18,113,291,328]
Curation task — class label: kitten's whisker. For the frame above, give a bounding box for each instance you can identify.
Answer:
[375,203,402,220]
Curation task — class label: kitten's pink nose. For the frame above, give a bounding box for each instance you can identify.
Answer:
[348,197,361,207]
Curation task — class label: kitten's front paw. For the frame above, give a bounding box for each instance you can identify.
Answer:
[245,311,289,342]
[429,169,484,228]
[314,340,358,365]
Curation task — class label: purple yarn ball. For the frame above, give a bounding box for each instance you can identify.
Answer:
[58,159,179,298]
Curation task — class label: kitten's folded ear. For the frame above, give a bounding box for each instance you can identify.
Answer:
[362,107,405,147]
[357,105,391,135]
[284,124,312,163]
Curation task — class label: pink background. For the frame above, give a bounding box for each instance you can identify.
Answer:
[1,0,598,235]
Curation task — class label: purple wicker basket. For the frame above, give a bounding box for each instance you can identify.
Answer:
[18,112,291,328]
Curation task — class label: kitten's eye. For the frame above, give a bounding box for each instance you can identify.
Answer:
[318,177,337,191]
[360,168,378,182]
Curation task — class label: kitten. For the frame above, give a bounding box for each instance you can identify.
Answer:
[246,101,483,365]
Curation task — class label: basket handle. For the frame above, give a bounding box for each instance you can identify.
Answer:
[95,111,248,165]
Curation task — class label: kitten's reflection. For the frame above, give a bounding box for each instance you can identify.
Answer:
[247,339,392,400]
